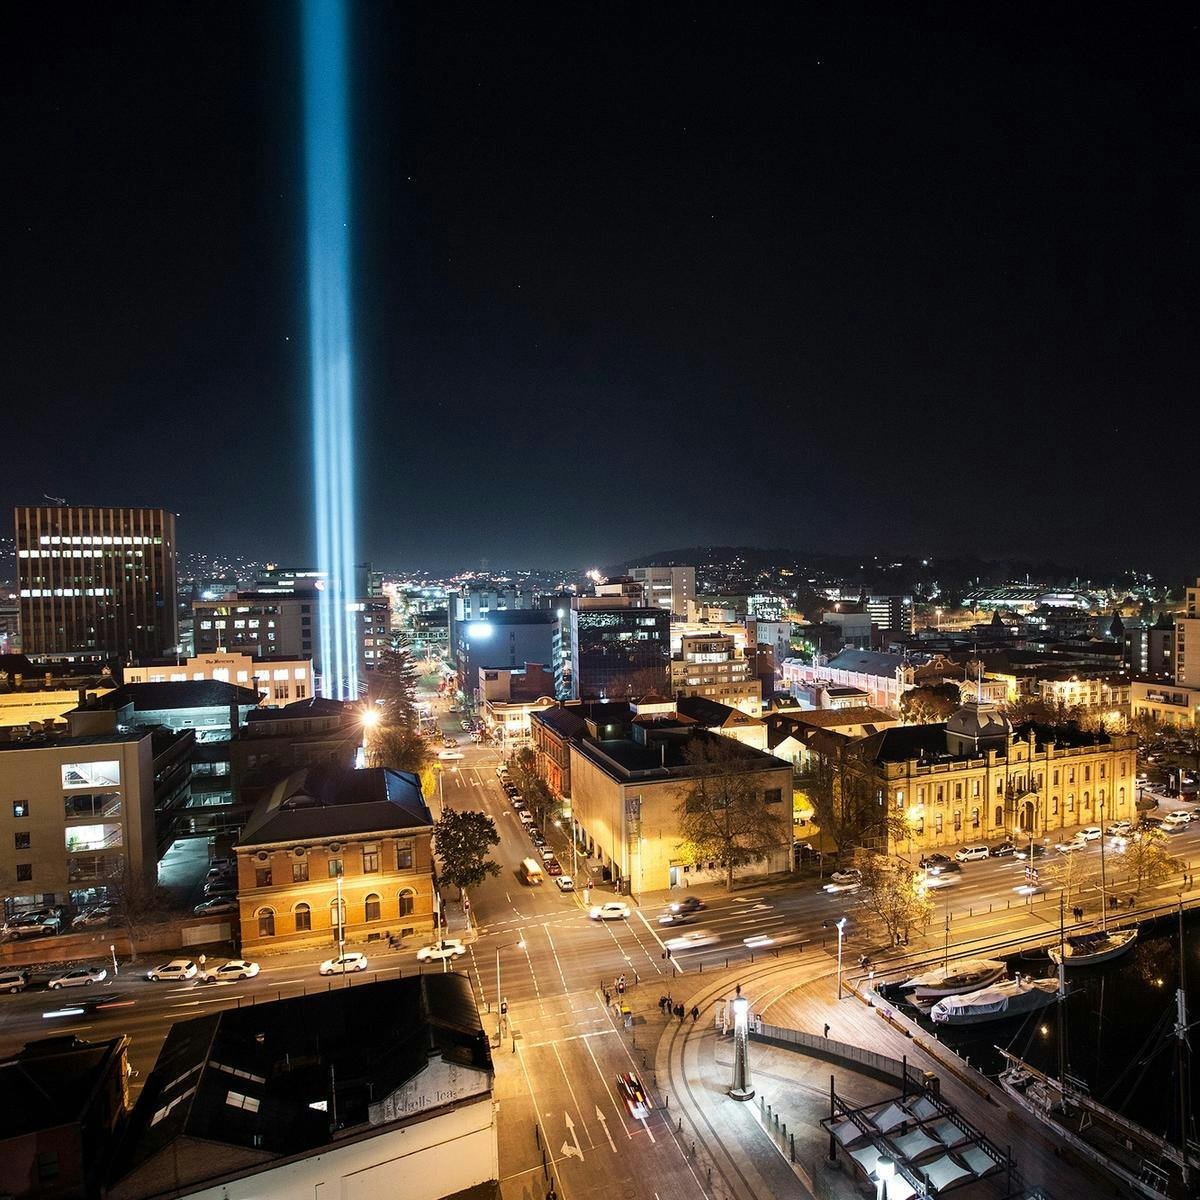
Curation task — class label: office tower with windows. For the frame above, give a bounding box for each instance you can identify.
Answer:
[570,604,671,700]
[15,506,178,661]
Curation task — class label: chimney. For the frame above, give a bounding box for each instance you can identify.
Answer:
[229,703,241,735]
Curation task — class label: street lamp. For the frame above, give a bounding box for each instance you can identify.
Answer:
[494,939,526,1046]
[876,1154,895,1200]
[728,984,754,1101]
[834,918,847,998]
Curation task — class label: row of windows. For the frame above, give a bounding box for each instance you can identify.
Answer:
[252,843,414,886]
[255,890,417,937]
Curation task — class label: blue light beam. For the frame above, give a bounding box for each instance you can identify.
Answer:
[303,0,358,699]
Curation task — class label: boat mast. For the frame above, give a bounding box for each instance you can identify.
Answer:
[1057,894,1067,1090]
[1175,901,1190,1189]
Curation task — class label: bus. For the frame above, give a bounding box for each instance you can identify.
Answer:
[520,858,544,886]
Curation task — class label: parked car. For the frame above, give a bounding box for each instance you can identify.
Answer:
[14,915,61,938]
[546,859,563,876]
[529,830,546,847]
[540,848,556,863]
[146,959,199,982]
[416,939,466,962]
[0,969,29,994]
[193,896,239,916]
[616,1072,653,1120]
[48,965,108,989]
[205,959,260,981]
[319,951,368,975]
[590,902,630,921]
[989,841,1016,858]
[955,845,989,862]
[203,880,237,898]
[519,811,535,825]
[71,906,114,929]
[555,875,575,892]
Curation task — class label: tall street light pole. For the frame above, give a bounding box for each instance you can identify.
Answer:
[835,917,847,999]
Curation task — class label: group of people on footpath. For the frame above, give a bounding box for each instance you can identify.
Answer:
[658,994,699,1023]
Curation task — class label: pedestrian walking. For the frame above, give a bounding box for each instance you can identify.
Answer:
[676,1004,685,1023]
[690,1006,699,1024]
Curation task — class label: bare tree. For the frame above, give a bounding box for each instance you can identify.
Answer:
[1123,828,1181,899]
[805,741,909,859]
[855,854,933,947]
[106,861,170,962]
[675,739,789,889]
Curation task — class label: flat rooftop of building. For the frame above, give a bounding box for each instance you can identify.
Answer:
[577,728,784,780]
[0,728,146,752]
[783,705,895,728]
[103,680,261,711]
[244,696,353,722]
[823,649,903,674]
[128,653,309,668]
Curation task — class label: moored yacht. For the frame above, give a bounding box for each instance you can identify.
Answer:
[930,975,1059,1025]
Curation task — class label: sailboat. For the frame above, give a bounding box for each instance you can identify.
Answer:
[900,958,1007,1000]
[1049,804,1137,967]
[929,974,1059,1025]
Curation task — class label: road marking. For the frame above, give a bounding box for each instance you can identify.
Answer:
[595,1104,618,1152]
[560,1110,585,1160]
[513,1039,575,1200]
[582,1029,633,1139]
[551,1040,593,1148]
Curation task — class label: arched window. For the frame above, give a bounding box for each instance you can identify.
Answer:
[294,902,311,932]
[257,908,275,938]
[364,893,381,922]
[994,805,1004,829]
[398,889,415,916]
[1083,791,1091,810]
[329,898,346,938]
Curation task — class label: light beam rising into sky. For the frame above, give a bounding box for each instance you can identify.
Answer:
[303,0,358,699]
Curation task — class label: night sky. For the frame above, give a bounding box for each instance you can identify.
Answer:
[4,5,1198,571]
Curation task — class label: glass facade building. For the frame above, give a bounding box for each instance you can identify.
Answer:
[570,606,670,700]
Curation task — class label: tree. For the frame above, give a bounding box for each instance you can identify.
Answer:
[899,684,961,724]
[434,809,502,897]
[367,724,437,803]
[804,741,911,859]
[506,747,555,827]
[1044,849,1095,910]
[675,738,789,889]
[106,860,170,962]
[1123,828,1181,899]
[856,854,933,947]
[373,636,422,729]
[1005,695,1082,728]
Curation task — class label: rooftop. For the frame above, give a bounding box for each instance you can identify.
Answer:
[110,975,491,1189]
[783,705,895,729]
[576,727,785,780]
[104,680,262,712]
[673,695,764,728]
[239,764,432,846]
[823,649,903,675]
[0,1035,125,1138]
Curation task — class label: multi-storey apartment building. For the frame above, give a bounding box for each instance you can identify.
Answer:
[628,565,695,617]
[669,632,763,715]
[15,506,178,661]
[235,764,435,955]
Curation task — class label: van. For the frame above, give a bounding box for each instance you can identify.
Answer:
[955,845,989,862]
[520,858,544,885]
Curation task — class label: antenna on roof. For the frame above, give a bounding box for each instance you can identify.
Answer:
[43,493,67,506]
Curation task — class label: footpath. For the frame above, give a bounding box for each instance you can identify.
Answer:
[634,953,1111,1200]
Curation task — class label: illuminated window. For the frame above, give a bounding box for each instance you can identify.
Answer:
[61,761,120,789]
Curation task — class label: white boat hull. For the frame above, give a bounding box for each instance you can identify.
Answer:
[930,977,1059,1025]
[903,958,1006,1000]
[1048,928,1137,967]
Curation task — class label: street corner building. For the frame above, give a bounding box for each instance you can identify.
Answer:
[234,764,436,956]
[106,973,497,1200]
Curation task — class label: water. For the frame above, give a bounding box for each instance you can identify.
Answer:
[888,909,1200,1147]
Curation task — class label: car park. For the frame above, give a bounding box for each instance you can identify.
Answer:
[146,959,198,982]
[193,896,239,916]
[206,959,260,981]
[48,965,108,989]
[590,901,630,921]
[416,939,466,962]
[0,969,29,994]
[319,951,368,975]
[555,874,575,892]
[616,1072,653,1118]
[989,841,1016,858]
[955,845,989,862]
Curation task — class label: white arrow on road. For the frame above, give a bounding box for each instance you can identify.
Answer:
[594,1104,617,1152]
[560,1111,585,1160]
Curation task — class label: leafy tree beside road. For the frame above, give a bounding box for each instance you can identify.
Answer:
[675,738,789,889]
[433,809,502,897]
[855,854,933,947]
[1123,827,1181,899]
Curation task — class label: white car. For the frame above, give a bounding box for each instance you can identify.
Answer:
[519,811,535,825]
[146,959,198,982]
[1055,838,1086,854]
[830,868,861,886]
[207,959,260,981]
[48,965,108,989]
[1163,811,1191,829]
[437,749,464,760]
[319,951,368,976]
[1105,821,1132,837]
[416,939,466,962]
[555,875,575,892]
[1079,826,1103,841]
[590,902,630,921]
[71,906,114,929]
[193,896,239,916]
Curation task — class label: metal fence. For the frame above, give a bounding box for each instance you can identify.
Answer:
[751,1020,925,1090]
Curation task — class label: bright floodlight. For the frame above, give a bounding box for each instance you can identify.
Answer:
[361,708,380,728]
[303,0,359,700]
